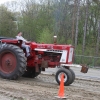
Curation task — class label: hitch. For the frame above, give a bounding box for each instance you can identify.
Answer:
[60,64,89,73]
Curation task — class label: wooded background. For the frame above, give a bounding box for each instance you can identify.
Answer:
[0,0,100,67]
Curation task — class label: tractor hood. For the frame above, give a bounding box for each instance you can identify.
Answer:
[30,42,74,51]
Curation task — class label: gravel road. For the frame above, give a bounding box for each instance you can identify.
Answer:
[0,71,100,100]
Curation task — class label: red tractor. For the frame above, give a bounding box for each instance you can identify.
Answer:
[0,36,88,86]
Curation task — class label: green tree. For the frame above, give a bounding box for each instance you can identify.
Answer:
[0,5,17,37]
[38,28,53,43]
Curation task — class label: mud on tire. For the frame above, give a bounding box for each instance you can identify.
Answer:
[0,44,27,79]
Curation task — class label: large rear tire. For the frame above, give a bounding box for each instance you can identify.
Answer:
[0,44,27,79]
[23,67,41,78]
[55,68,72,86]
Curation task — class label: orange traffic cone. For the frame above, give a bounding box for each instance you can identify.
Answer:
[55,74,67,99]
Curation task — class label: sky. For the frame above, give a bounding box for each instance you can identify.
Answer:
[0,0,15,4]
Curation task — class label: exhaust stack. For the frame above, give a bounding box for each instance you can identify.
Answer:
[53,35,57,44]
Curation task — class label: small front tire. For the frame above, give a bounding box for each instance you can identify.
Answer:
[69,69,75,84]
[55,68,72,86]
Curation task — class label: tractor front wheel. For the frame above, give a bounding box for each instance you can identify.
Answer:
[69,68,75,84]
[55,68,72,86]
[0,44,27,79]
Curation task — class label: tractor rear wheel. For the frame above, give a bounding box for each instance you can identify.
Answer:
[55,68,72,86]
[0,44,27,79]
[23,67,41,78]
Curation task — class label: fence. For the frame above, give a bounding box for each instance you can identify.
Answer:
[74,55,100,68]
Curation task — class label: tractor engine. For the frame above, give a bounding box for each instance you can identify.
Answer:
[27,42,74,68]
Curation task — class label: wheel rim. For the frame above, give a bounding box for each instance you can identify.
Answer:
[0,51,17,73]
[58,72,67,82]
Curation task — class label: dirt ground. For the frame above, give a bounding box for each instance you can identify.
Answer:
[0,74,100,100]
